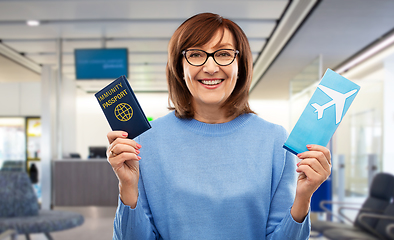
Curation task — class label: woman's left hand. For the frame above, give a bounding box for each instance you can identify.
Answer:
[290,144,331,222]
[296,144,332,199]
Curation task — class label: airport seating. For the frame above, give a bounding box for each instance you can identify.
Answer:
[323,202,394,239]
[387,223,394,239]
[0,161,24,172]
[0,171,84,240]
[311,172,394,236]
[0,229,16,240]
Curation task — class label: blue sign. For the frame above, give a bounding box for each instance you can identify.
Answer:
[75,48,128,80]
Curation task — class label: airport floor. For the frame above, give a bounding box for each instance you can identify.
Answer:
[13,206,330,240]
[15,206,116,240]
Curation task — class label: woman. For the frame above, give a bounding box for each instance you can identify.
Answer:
[107,13,331,240]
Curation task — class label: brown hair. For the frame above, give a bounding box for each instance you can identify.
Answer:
[167,12,255,119]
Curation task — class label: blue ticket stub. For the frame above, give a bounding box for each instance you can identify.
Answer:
[283,68,360,155]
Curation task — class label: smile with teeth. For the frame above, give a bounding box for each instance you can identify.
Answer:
[199,79,224,85]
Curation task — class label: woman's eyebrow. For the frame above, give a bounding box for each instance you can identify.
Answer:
[187,43,234,50]
[214,43,234,49]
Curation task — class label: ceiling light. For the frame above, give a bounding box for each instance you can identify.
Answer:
[336,32,394,74]
[27,20,40,26]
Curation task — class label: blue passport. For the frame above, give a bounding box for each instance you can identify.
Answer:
[283,68,360,155]
[95,75,151,139]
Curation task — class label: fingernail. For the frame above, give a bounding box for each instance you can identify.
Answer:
[297,153,302,158]
[136,144,142,149]
[136,150,140,154]
[306,145,312,149]
[122,132,128,137]
[297,162,301,167]
[137,156,141,160]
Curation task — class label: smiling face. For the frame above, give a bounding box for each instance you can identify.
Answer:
[182,28,238,111]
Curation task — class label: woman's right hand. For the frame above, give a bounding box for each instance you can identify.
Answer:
[107,131,141,208]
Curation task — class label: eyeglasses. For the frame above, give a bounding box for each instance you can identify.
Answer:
[182,49,239,66]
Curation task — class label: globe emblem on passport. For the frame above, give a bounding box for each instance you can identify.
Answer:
[114,103,133,121]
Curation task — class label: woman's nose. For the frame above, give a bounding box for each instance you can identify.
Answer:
[203,56,219,74]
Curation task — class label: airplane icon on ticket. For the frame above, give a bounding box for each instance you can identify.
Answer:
[311,85,358,124]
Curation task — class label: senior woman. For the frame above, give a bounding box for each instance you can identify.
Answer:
[107,12,331,240]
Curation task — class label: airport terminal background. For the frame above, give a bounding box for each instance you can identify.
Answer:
[1,0,394,239]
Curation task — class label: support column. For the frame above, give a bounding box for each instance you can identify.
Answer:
[40,65,57,209]
[61,76,76,156]
[383,54,394,174]
[56,38,63,159]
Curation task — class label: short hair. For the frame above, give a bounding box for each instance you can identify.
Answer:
[166,12,255,119]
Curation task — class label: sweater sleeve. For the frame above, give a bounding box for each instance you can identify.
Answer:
[112,149,159,240]
[112,135,159,240]
[113,191,158,240]
[266,134,311,240]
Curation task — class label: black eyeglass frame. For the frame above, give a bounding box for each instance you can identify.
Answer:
[182,49,239,66]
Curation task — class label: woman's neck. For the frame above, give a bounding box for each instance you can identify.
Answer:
[192,102,236,124]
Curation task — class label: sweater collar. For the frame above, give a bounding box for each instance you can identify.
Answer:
[173,112,254,136]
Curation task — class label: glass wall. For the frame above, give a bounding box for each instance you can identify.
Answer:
[289,58,384,200]
[334,79,383,197]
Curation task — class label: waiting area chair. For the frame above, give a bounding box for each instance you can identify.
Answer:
[0,171,84,240]
[0,229,16,240]
[311,172,394,240]
[323,202,394,239]
[0,161,24,172]
[387,223,394,239]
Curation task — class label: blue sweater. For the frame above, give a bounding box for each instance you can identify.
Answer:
[113,112,310,240]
